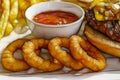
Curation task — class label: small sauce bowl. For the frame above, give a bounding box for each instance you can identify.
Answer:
[25,1,85,39]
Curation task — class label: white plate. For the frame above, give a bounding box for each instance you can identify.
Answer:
[0,30,120,80]
[0,71,120,80]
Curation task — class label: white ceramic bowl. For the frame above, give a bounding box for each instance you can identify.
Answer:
[25,1,85,39]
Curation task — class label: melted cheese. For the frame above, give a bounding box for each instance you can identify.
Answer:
[90,0,105,8]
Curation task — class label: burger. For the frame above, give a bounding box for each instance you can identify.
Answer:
[84,0,120,57]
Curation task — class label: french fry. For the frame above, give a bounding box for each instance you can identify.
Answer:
[19,0,30,11]
[30,0,45,4]
[9,0,18,24]
[18,0,31,21]
[0,0,2,17]
[4,0,19,36]
[30,0,49,5]
[4,22,13,36]
[30,0,37,4]
[0,0,10,39]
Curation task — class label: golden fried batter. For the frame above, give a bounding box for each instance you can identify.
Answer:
[1,39,30,71]
[22,38,63,72]
[70,35,106,71]
[48,37,84,70]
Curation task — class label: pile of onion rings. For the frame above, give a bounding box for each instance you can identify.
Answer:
[1,35,106,72]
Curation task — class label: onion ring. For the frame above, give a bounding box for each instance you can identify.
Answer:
[48,37,84,70]
[22,38,63,72]
[1,39,30,72]
[70,35,106,71]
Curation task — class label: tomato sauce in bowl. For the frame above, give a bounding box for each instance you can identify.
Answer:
[33,10,79,25]
[25,1,85,39]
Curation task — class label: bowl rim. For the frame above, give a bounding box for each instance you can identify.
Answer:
[25,1,85,28]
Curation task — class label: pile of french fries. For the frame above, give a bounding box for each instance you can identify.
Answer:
[0,0,52,39]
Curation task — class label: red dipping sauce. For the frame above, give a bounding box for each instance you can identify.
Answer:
[33,10,79,25]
